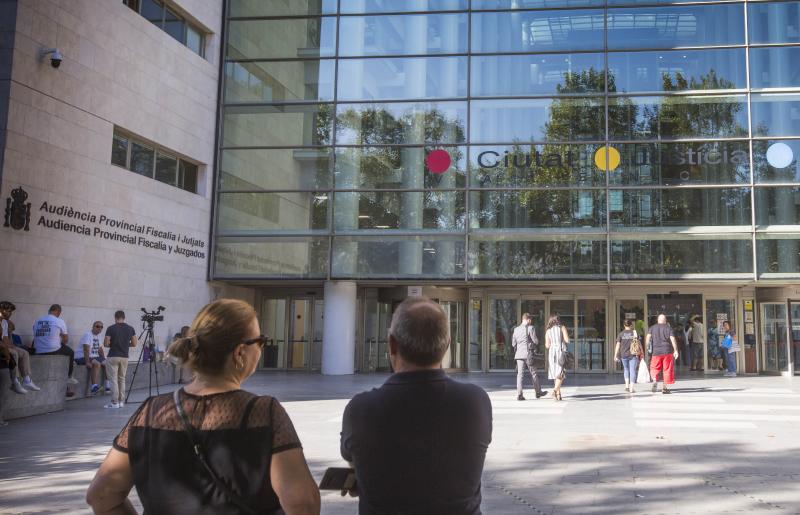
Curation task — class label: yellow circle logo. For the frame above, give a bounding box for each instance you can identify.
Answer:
[594,146,620,171]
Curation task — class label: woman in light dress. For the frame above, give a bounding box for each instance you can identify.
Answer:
[545,315,570,401]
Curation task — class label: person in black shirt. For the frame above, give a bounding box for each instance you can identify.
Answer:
[87,299,320,515]
[340,297,493,514]
[102,311,138,409]
[645,314,679,394]
[613,319,642,393]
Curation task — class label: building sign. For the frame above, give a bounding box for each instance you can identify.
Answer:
[3,187,206,260]
[473,142,754,187]
[408,286,423,297]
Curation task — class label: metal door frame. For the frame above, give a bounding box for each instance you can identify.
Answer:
[259,293,320,371]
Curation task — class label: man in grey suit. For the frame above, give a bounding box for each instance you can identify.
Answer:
[512,313,547,401]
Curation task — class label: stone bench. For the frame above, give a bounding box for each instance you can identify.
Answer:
[0,355,69,422]
[0,355,178,421]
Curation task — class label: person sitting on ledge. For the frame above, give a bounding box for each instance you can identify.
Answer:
[86,299,320,515]
[76,321,107,395]
[2,301,40,393]
[33,304,78,396]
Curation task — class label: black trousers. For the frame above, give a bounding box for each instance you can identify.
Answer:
[39,346,74,377]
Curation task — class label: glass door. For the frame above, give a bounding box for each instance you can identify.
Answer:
[791,302,800,375]
[468,296,482,371]
[521,298,546,365]
[705,299,736,373]
[549,299,576,372]
[260,298,286,369]
[363,298,391,372]
[488,297,518,370]
[616,299,645,372]
[441,301,465,369]
[762,303,789,373]
[288,298,311,369]
[578,299,606,371]
[311,299,324,370]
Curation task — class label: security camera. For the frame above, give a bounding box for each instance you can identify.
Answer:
[40,48,63,68]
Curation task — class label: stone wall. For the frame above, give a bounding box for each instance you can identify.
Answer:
[0,0,257,354]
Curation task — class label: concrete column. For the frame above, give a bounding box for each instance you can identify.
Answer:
[321,281,357,375]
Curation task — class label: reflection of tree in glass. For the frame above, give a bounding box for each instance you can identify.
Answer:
[636,71,748,140]
[336,106,465,145]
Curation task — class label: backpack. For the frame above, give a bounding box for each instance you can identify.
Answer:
[628,330,642,357]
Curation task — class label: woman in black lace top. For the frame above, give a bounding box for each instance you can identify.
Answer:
[86,299,320,514]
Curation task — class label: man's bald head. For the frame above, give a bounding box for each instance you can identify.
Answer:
[658,314,667,324]
[389,297,450,366]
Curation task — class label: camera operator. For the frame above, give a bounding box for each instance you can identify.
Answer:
[103,311,138,409]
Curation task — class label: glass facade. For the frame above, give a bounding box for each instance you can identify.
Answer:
[215,0,800,281]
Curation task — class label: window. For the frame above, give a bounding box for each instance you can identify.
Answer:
[123,0,205,57]
[111,128,200,193]
[111,133,129,168]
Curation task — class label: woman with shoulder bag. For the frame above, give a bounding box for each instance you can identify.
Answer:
[87,299,320,515]
[613,320,643,394]
[545,315,571,401]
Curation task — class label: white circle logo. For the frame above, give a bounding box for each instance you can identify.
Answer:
[766,142,794,168]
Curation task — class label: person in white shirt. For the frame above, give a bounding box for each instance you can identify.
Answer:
[76,321,108,395]
[1,301,40,394]
[32,304,78,395]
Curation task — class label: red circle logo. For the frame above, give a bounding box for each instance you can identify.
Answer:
[426,149,451,174]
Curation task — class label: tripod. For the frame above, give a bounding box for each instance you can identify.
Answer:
[124,321,160,403]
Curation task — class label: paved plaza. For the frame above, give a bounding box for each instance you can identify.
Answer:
[1,372,799,514]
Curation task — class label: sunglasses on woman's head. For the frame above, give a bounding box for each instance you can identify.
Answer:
[243,335,269,349]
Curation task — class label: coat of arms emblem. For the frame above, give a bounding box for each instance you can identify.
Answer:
[4,187,31,231]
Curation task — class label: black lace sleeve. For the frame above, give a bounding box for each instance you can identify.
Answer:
[268,398,302,454]
[112,399,149,453]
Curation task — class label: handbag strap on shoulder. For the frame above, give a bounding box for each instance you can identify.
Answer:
[173,389,259,515]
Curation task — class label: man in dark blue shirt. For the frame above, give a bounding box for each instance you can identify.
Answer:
[103,310,137,409]
[340,297,493,514]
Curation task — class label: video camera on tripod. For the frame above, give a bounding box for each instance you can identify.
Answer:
[141,306,166,327]
[126,305,166,403]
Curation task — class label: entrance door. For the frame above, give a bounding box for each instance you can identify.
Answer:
[705,299,737,373]
[488,297,518,370]
[288,298,311,369]
[762,302,789,374]
[791,302,800,375]
[260,298,286,369]
[363,298,391,372]
[616,299,645,371]
[441,301,465,369]
[521,298,546,361]
[647,294,701,371]
[260,295,320,370]
[549,299,576,371]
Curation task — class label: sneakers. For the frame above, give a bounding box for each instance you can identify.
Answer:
[104,401,122,409]
[66,390,75,398]
[724,371,737,377]
[22,378,41,391]
[629,387,636,394]
[624,386,630,393]
[536,390,548,399]
[67,376,79,385]
[517,394,526,401]
[651,383,658,393]
[90,384,100,395]
[662,388,672,394]
[11,379,27,395]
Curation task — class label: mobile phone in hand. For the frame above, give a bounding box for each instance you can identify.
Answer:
[319,467,356,491]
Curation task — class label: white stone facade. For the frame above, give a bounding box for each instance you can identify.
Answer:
[0,0,250,349]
